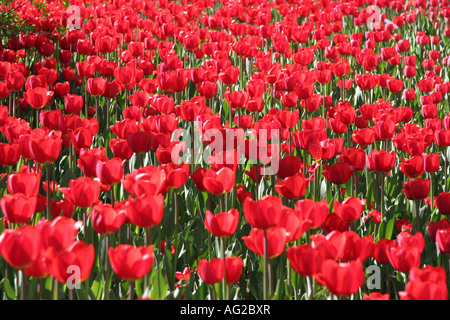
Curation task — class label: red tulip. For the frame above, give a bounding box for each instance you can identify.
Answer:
[86,77,106,97]
[202,167,235,195]
[295,198,329,229]
[402,178,430,200]
[244,195,283,229]
[428,219,450,242]
[286,244,328,277]
[322,161,352,185]
[91,203,127,235]
[387,246,421,273]
[339,148,366,172]
[108,245,155,281]
[109,138,134,161]
[29,130,62,164]
[24,87,51,109]
[51,241,94,284]
[399,155,424,178]
[373,238,398,265]
[318,259,365,297]
[275,172,310,199]
[204,208,240,238]
[0,193,37,225]
[197,257,225,285]
[436,229,450,254]
[366,150,396,173]
[333,197,366,223]
[242,227,287,258]
[78,147,108,178]
[122,165,166,197]
[436,192,450,215]
[0,142,21,166]
[7,165,41,196]
[60,177,101,208]
[95,157,124,186]
[399,266,448,300]
[0,225,41,269]
[225,256,243,284]
[126,194,164,228]
[39,216,82,252]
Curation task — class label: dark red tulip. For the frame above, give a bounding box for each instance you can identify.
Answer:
[436,192,450,215]
[366,150,396,173]
[428,219,450,242]
[322,161,352,185]
[402,178,430,200]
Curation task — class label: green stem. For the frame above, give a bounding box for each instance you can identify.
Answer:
[47,164,51,220]
[263,229,269,300]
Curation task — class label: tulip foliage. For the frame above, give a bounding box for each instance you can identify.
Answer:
[1,0,450,302]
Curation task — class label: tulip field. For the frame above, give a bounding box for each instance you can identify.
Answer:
[2,0,450,302]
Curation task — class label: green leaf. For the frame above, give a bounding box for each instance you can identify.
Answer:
[0,278,16,300]
[150,266,168,300]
